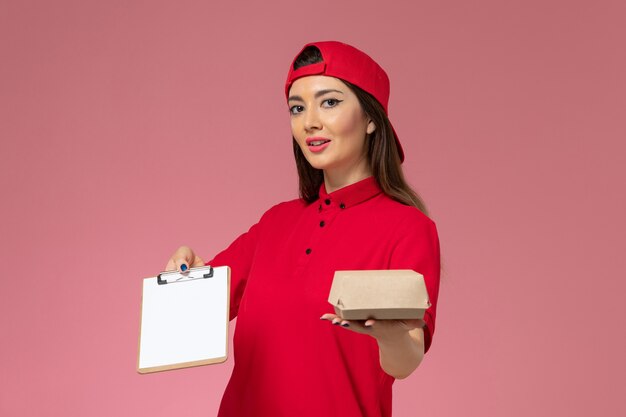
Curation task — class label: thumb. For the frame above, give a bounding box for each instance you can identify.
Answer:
[403,319,426,330]
[166,246,205,273]
[175,253,206,272]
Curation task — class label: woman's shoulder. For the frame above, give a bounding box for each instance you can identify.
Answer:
[375,193,437,229]
[257,196,308,223]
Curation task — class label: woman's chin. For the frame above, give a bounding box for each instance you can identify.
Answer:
[304,156,331,171]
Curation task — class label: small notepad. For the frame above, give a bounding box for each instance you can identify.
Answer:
[137,265,230,374]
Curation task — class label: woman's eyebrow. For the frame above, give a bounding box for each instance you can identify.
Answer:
[288,89,345,102]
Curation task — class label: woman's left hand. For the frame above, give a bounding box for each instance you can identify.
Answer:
[320,313,425,343]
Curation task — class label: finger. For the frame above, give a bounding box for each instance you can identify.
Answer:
[320,314,337,321]
[364,319,376,328]
[330,316,352,326]
[176,256,206,271]
[164,258,177,272]
[171,246,196,272]
[175,258,190,272]
[187,246,206,267]
[184,256,206,269]
[401,319,426,329]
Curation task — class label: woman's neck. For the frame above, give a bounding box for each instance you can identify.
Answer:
[323,163,373,194]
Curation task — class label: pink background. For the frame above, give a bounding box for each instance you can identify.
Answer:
[1,1,625,416]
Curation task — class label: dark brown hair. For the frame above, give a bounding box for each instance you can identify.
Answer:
[291,46,429,216]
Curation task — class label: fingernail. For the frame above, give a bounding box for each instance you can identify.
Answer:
[333,321,340,325]
[341,322,350,327]
[181,264,188,272]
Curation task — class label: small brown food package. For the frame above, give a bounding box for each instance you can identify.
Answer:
[328,270,431,320]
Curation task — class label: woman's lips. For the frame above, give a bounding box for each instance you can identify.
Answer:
[307,137,331,153]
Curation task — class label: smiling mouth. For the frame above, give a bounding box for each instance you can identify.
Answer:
[308,139,330,146]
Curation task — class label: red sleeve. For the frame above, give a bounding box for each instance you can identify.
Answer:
[389,216,441,354]
[205,221,260,321]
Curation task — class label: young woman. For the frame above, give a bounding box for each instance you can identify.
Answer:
[165,41,441,417]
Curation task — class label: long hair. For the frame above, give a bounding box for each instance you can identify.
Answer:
[291,46,429,216]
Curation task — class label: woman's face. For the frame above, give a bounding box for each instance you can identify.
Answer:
[288,75,375,178]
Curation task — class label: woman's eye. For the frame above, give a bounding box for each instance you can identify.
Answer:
[289,105,304,115]
[322,99,341,108]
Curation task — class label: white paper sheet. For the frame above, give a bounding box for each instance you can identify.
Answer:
[138,266,229,373]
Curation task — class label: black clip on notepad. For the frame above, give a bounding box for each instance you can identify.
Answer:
[157,265,214,285]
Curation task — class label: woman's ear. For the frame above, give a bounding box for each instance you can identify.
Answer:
[367,121,376,134]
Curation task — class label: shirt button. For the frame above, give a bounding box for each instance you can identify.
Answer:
[320,221,325,227]
[339,203,346,209]
[305,248,312,255]
[325,199,331,205]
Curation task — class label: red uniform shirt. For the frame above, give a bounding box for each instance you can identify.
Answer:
[208,176,441,417]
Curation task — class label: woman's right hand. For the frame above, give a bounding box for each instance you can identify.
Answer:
[164,245,206,273]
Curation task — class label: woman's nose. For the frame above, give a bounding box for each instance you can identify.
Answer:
[303,107,322,131]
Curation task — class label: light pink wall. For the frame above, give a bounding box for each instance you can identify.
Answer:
[1,1,624,416]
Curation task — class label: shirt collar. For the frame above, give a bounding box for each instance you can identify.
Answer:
[318,176,382,209]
